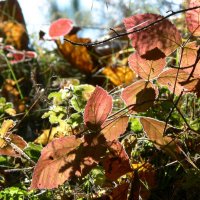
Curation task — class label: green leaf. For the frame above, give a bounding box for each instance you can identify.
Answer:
[71,84,95,112]
[130,117,143,133]
[67,113,83,128]
[24,142,43,162]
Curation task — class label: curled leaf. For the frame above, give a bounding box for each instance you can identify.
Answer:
[56,34,94,74]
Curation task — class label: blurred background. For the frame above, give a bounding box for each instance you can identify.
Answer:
[18,0,183,41]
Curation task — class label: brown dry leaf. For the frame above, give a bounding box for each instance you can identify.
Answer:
[0,119,26,157]
[0,134,27,157]
[102,66,136,86]
[56,34,94,74]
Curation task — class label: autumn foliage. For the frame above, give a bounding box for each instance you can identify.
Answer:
[1,0,200,199]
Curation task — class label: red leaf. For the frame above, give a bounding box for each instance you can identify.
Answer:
[30,136,83,189]
[30,134,107,189]
[129,52,166,80]
[84,86,113,130]
[186,0,200,36]
[121,80,158,112]
[0,134,27,157]
[7,51,25,64]
[123,14,182,60]
[140,117,181,157]
[157,68,189,95]
[49,18,73,38]
[101,116,129,141]
[103,140,132,181]
[180,42,200,77]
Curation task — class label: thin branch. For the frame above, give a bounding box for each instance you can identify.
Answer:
[64,6,200,47]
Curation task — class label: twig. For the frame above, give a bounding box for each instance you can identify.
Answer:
[4,137,36,166]
[3,167,33,173]
[64,6,200,47]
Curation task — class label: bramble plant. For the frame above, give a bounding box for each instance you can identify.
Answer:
[1,0,200,199]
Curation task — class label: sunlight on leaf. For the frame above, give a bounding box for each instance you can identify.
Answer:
[186,0,200,36]
[180,42,200,77]
[129,52,166,80]
[30,136,83,189]
[56,34,94,74]
[121,80,158,112]
[84,86,113,130]
[157,68,190,95]
[101,116,129,141]
[140,117,181,158]
[124,13,182,60]
[102,66,136,86]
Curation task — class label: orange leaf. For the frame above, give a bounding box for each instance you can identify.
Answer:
[140,117,181,157]
[129,52,166,80]
[157,68,189,95]
[101,116,129,141]
[56,34,94,74]
[31,134,107,189]
[0,134,27,157]
[121,80,158,112]
[30,136,83,189]
[102,66,136,85]
[103,140,132,181]
[180,42,200,77]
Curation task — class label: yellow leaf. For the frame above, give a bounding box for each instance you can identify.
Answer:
[0,119,14,148]
[56,34,94,74]
[102,66,136,86]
